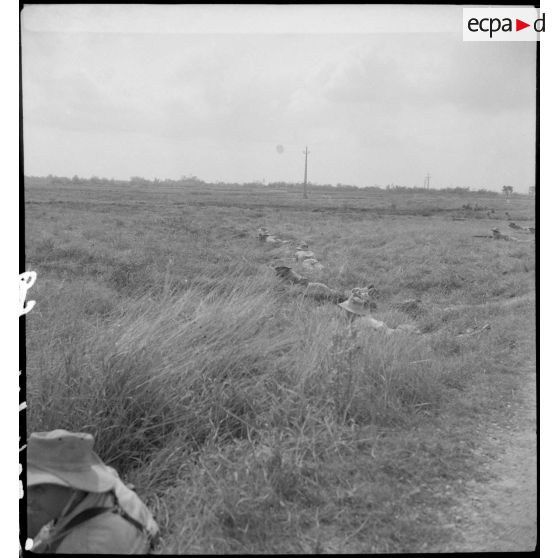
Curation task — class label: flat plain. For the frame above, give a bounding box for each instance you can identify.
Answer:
[24,178,536,553]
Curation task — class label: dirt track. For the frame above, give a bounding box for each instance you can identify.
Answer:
[437,364,538,552]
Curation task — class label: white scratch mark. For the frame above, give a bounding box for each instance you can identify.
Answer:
[19,271,37,316]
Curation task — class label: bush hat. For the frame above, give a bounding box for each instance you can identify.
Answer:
[338,289,370,316]
[27,430,117,493]
[351,287,374,302]
[366,283,380,299]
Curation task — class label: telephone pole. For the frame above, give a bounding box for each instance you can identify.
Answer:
[303,146,309,199]
[424,172,431,189]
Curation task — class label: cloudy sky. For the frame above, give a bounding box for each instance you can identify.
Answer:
[21,5,536,191]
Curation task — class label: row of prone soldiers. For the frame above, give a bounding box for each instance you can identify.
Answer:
[258,226,324,271]
[257,226,423,336]
[260,226,490,338]
[475,227,535,242]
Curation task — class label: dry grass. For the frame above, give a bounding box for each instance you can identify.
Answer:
[24,179,535,553]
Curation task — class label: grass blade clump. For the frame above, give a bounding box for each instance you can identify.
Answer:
[27,273,294,474]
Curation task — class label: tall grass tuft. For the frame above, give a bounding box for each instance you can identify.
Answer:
[28,273,293,473]
[27,268,444,480]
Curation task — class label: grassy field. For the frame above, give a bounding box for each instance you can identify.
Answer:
[24,179,536,553]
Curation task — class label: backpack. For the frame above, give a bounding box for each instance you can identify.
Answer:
[111,475,160,546]
[36,473,159,554]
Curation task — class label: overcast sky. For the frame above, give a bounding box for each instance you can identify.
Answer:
[21,5,536,192]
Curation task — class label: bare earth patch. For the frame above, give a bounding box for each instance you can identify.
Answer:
[435,364,537,553]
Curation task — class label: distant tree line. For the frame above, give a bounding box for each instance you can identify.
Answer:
[24,175,524,197]
[386,184,473,195]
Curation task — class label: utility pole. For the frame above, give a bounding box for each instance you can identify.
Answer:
[424,172,430,189]
[303,146,309,199]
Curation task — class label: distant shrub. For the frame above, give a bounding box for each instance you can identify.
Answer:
[108,261,154,294]
[83,295,114,317]
[33,237,57,261]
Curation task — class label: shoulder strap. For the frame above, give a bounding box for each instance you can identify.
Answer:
[114,504,148,535]
[44,499,155,554]
[46,507,113,553]
[114,502,158,551]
